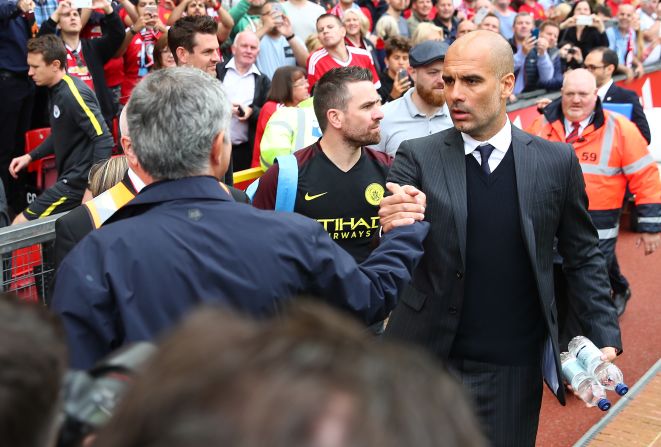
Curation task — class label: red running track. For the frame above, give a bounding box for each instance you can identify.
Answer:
[536,229,661,446]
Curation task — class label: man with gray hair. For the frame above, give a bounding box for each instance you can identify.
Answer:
[51,67,429,370]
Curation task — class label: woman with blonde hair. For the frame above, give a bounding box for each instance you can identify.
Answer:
[343,9,380,71]
[411,22,444,45]
[86,156,129,200]
[373,15,400,70]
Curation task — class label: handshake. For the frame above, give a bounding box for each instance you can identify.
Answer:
[379,182,427,233]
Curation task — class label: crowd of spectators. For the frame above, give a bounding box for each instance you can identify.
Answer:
[0,0,660,444]
[3,0,660,217]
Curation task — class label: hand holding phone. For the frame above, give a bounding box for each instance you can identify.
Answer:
[144,4,157,16]
[398,68,408,82]
[576,15,593,26]
[71,0,92,8]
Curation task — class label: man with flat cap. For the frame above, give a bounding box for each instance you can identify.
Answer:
[378,30,622,446]
[372,40,453,156]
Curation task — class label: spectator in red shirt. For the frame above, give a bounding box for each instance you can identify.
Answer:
[116,0,166,104]
[307,14,380,92]
[37,0,125,126]
[518,0,545,22]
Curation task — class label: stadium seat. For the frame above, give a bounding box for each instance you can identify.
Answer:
[24,128,56,191]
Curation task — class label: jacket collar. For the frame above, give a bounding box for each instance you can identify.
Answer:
[126,176,233,208]
[542,96,605,129]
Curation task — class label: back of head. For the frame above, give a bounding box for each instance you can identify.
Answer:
[127,67,230,181]
[168,16,218,65]
[94,301,487,447]
[88,156,129,197]
[0,294,67,447]
[313,66,373,132]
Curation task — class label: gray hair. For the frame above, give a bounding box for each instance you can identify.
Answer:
[127,67,231,181]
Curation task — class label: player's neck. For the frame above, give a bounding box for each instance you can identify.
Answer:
[319,133,362,172]
[62,33,81,50]
[48,70,66,88]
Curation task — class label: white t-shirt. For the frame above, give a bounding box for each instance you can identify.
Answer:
[282,1,326,41]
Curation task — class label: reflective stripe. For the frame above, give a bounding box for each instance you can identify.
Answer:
[597,225,619,239]
[295,108,305,151]
[579,164,621,176]
[62,75,103,136]
[597,115,616,168]
[40,196,67,217]
[85,182,134,228]
[638,216,661,224]
[623,154,655,175]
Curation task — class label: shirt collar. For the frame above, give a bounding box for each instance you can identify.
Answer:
[403,89,450,118]
[462,118,512,156]
[563,113,593,135]
[597,79,613,102]
[65,41,82,53]
[128,167,146,193]
[226,57,261,76]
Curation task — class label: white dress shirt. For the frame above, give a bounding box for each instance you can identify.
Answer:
[462,118,512,173]
[223,57,260,145]
[597,79,613,103]
[563,114,593,138]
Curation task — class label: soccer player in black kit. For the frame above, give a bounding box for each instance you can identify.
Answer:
[9,35,112,224]
[253,67,391,263]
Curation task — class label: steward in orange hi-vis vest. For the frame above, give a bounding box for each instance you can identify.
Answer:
[527,99,661,240]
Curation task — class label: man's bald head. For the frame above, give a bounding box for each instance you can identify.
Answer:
[442,30,515,140]
[448,30,514,78]
[562,68,597,90]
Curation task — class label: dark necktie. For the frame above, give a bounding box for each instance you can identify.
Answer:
[565,121,581,144]
[71,49,83,68]
[477,143,496,175]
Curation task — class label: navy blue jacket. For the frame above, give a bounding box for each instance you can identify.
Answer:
[52,176,429,369]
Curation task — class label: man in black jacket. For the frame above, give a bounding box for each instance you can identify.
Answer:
[38,0,125,128]
[585,47,651,144]
[216,30,270,172]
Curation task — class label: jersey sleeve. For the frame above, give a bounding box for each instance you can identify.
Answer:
[252,163,280,210]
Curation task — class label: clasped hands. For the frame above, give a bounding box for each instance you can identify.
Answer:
[378,182,426,233]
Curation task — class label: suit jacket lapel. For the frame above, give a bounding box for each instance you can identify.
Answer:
[512,127,538,270]
[441,129,468,267]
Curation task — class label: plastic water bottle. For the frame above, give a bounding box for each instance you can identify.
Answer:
[560,352,611,411]
[568,336,628,396]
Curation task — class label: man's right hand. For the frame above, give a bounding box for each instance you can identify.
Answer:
[389,75,411,100]
[9,154,32,179]
[378,182,426,233]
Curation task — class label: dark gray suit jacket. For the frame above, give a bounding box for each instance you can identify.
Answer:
[384,124,622,404]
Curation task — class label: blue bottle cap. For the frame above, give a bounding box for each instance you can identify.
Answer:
[597,399,611,411]
[615,383,629,396]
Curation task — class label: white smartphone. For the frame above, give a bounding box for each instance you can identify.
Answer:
[576,15,593,26]
[71,0,93,8]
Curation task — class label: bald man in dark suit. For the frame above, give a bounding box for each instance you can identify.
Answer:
[378,31,622,447]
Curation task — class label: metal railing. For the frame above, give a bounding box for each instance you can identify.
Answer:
[0,213,64,304]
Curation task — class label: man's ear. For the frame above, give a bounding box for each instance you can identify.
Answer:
[210,131,231,179]
[123,138,139,169]
[326,109,342,130]
[176,47,189,65]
